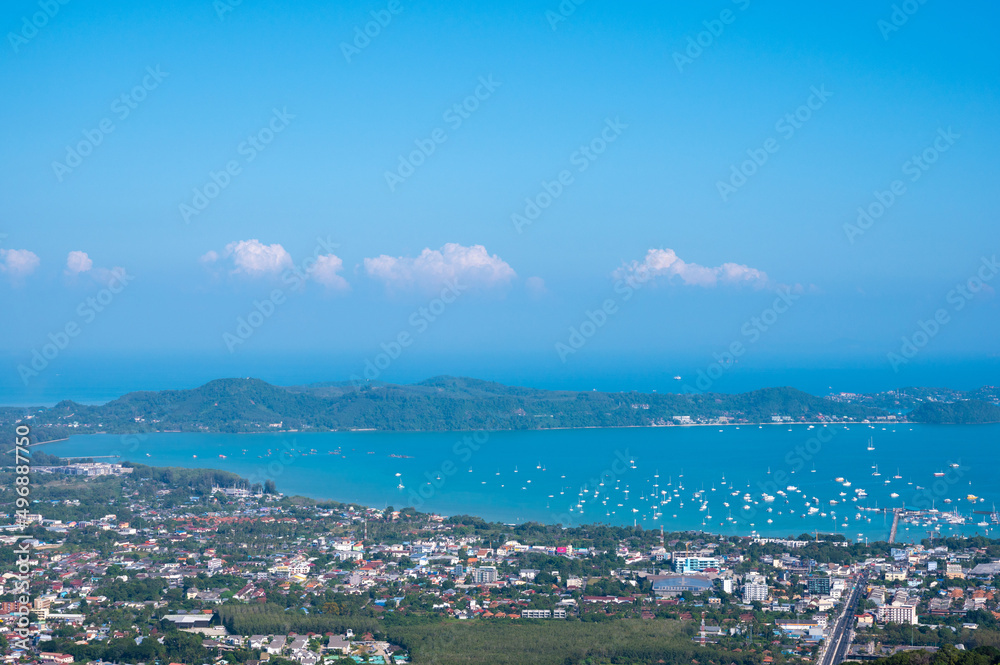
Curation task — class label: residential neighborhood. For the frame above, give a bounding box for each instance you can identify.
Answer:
[4,464,1000,665]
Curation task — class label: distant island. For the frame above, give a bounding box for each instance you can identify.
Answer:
[2,376,999,443]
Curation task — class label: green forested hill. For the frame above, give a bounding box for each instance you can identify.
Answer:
[1,376,894,441]
[908,399,1000,424]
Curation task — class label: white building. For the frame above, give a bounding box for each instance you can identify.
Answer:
[288,561,311,575]
[878,603,917,625]
[521,609,551,619]
[473,566,497,584]
[265,636,286,654]
[672,555,721,573]
[743,582,769,604]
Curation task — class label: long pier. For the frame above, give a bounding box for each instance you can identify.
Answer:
[888,509,901,543]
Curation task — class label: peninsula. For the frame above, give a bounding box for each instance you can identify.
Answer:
[3,377,998,443]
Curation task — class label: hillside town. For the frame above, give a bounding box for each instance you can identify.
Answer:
[3,465,1000,665]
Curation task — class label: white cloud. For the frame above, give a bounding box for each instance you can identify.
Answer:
[62,250,126,286]
[203,240,349,290]
[228,239,293,275]
[0,248,40,280]
[311,254,350,291]
[613,248,769,288]
[525,276,547,298]
[65,250,94,275]
[364,243,516,292]
[208,239,293,276]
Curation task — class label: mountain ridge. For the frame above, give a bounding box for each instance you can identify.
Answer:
[3,376,998,443]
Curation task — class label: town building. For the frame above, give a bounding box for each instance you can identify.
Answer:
[807,576,832,595]
[672,554,721,573]
[878,603,917,625]
[473,566,497,584]
[743,582,769,604]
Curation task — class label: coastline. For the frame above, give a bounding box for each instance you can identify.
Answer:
[28,423,1000,544]
[34,420,903,443]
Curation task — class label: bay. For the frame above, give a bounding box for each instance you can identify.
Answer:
[39,423,1000,544]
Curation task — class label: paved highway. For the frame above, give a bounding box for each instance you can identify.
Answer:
[818,571,867,665]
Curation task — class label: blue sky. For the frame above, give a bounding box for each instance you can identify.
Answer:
[1,0,998,400]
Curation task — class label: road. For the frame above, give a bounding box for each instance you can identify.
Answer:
[817,571,867,665]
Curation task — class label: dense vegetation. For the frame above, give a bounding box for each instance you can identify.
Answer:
[218,603,381,636]
[43,631,218,665]
[129,463,248,493]
[383,618,763,665]
[1,376,892,441]
[869,645,1000,664]
[908,400,1000,425]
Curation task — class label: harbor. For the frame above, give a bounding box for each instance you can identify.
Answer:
[36,421,1000,543]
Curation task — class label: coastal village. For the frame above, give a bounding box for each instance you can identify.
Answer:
[4,465,1000,665]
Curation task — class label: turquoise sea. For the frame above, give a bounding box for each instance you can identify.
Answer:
[38,424,1000,543]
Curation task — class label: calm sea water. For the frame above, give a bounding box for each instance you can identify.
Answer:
[37,423,1000,544]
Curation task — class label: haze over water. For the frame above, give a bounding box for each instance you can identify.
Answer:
[6,355,1000,407]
